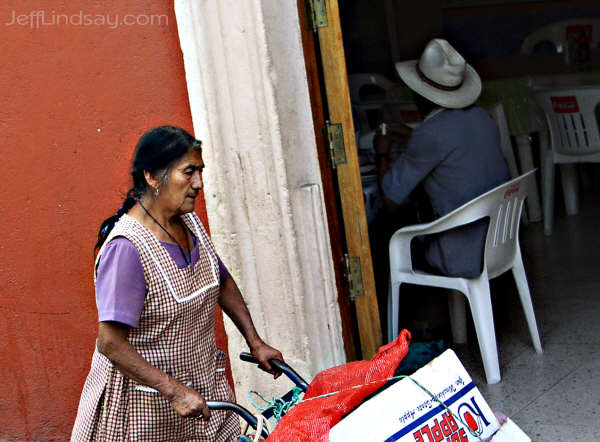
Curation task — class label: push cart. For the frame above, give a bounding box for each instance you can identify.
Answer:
[206,352,309,441]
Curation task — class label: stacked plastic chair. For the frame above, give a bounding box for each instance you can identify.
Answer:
[534,87,600,235]
[521,18,600,55]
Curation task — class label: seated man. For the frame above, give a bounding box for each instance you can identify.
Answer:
[375,39,510,278]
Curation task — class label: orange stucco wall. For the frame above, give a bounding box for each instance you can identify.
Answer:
[0,1,230,439]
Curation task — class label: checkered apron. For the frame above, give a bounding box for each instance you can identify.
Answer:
[72,213,240,441]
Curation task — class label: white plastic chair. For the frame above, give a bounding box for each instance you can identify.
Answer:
[521,18,600,55]
[348,73,397,105]
[387,171,543,384]
[534,87,600,235]
[485,103,520,179]
[485,103,530,223]
[349,74,398,134]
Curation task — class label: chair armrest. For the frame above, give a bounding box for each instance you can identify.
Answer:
[389,171,534,275]
[389,231,417,274]
[389,212,485,274]
[395,213,479,237]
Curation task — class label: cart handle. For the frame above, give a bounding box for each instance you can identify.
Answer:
[206,401,270,440]
[239,352,309,393]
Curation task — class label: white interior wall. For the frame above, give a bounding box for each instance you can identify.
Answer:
[174,0,345,407]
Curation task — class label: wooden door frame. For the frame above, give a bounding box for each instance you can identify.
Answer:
[297,0,382,359]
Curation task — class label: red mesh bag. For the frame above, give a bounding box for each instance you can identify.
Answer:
[266,330,411,441]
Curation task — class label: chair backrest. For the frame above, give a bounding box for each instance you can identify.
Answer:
[485,103,520,179]
[521,18,600,55]
[534,87,600,158]
[482,173,531,278]
[391,171,533,278]
[348,73,396,105]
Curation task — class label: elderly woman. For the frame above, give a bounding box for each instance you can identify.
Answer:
[72,126,283,441]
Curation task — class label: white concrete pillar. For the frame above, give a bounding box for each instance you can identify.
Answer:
[174,0,345,407]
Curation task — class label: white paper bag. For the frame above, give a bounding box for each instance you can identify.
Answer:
[329,350,531,442]
[489,417,531,441]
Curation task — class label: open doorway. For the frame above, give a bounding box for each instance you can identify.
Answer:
[295,1,457,359]
[297,0,600,404]
[336,0,600,341]
[340,2,447,344]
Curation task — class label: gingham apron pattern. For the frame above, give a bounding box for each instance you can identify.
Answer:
[72,213,240,441]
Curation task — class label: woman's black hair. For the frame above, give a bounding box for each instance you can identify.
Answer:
[94,126,202,252]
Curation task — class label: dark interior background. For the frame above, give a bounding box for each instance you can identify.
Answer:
[339,0,600,79]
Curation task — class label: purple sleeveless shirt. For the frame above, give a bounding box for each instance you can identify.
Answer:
[96,236,229,327]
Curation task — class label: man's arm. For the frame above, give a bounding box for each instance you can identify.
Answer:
[375,123,443,208]
[374,122,412,209]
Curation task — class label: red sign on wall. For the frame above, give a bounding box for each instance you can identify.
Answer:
[551,96,580,114]
[566,25,592,43]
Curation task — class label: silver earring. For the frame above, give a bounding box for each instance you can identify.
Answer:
[155,187,160,197]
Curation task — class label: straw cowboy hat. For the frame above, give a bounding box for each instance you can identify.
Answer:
[395,39,482,109]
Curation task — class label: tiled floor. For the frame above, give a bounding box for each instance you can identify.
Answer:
[452,188,600,441]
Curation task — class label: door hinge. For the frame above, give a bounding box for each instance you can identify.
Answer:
[307,0,328,31]
[323,121,347,169]
[344,254,364,301]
